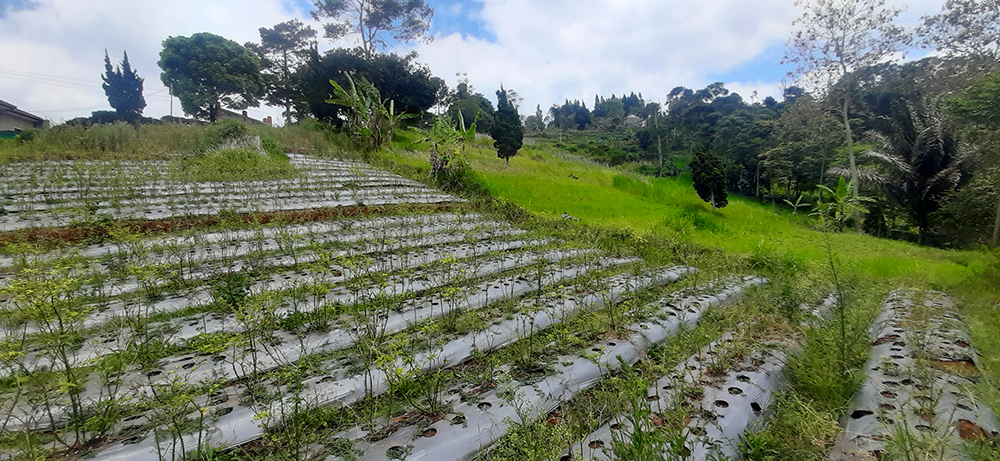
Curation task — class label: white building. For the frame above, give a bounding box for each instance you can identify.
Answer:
[0,99,44,134]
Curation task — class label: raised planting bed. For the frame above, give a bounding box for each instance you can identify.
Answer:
[0,155,463,231]
[329,276,768,460]
[90,267,695,461]
[831,290,1000,460]
[566,331,786,460]
[2,255,635,433]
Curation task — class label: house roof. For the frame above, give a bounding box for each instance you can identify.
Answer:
[0,99,44,124]
[218,107,268,126]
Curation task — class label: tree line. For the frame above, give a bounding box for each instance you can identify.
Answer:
[94,0,999,248]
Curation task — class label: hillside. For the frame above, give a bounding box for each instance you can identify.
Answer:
[0,126,997,460]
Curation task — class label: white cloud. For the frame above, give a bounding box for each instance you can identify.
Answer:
[413,0,799,113]
[0,0,946,123]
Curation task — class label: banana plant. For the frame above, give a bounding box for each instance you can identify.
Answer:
[812,177,874,231]
[410,112,476,177]
[328,73,411,151]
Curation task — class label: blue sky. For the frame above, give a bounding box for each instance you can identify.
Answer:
[0,0,945,123]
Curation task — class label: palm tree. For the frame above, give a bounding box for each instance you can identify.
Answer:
[848,97,976,242]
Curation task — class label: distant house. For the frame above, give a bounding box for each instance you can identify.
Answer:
[623,114,644,129]
[0,99,45,138]
[217,108,272,127]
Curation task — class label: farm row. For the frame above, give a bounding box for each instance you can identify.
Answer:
[0,154,996,460]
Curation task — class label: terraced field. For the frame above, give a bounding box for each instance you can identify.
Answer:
[0,153,996,460]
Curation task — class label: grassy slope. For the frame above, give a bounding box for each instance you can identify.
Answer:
[389,139,991,290]
[386,136,1000,423]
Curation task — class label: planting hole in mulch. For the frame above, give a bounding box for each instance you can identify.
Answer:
[477,402,492,411]
[874,334,901,346]
[881,391,897,399]
[932,358,980,377]
[421,428,437,437]
[714,400,729,408]
[751,402,762,414]
[588,440,605,449]
[851,410,874,419]
[728,387,744,395]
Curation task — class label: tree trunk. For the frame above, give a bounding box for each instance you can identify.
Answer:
[843,90,861,232]
[819,156,826,203]
[657,133,663,177]
[992,192,1000,248]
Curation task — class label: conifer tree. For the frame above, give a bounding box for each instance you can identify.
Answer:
[490,85,523,165]
[102,50,146,126]
[690,150,728,210]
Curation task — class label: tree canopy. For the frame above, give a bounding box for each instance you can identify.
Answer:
[299,47,443,124]
[159,33,263,123]
[311,0,433,59]
[247,19,317,125]
[490,84,523,164]
[101,50,146,125]
[783,0,909,230]
[690,150,728,210]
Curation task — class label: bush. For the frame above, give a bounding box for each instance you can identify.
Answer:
[205,120,251,146]
[15,128,38,144]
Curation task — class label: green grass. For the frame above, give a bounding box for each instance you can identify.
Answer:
[384,140,993,290]
[380,135,1000,459]
[168,147,299,183]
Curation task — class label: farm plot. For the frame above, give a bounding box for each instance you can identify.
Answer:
[0,154,458,231]
[335,277,767,461]
[0,154,705,460]
[832,290,1000,460]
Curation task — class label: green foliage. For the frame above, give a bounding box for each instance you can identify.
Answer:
[102,50,146,125]
[490,85,524,164]
[689,150,728,209]
[328,73,414,150]
[211,272,253,309]
[158,33,264,122]
[170,147,298,183]
[448,94,495,134]
[948,71,1000,127]
[310,0,433,59]
[410,112,474,177]
[249,19,318,125]
[300,47,443,124]
[812,177,872,232]
[204,119,251,146]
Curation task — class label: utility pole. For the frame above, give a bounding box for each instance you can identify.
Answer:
[169,82,174,118]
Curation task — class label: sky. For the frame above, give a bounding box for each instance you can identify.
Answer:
[0,0,946,125]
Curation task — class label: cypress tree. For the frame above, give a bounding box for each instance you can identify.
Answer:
[690,150,728,210]
[102,50,146,126]
[490,84,523,165]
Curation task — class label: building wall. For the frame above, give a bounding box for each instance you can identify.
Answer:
[0,111,43,131]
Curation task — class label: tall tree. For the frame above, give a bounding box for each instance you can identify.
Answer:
[311,0,433,59]
[158,33,263,123]
[523,104,546,132]
[783,0,909,231]
[101,50,146,126]
[854,98,975,242]
[948,72,1000,246]
[490,84,523,165]
[299,47,442,124]
[690,150,728,210]
[248,19,317,125]
[917,0,1000,71]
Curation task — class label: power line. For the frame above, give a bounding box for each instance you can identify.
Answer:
[28,105,111,113]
